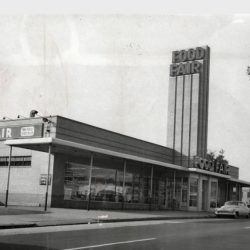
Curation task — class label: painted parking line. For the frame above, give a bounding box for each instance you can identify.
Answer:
[63,237,156,250]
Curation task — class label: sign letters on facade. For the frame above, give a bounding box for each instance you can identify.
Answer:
[0,124,44,141]
[192,156,229,175]
[170,47,206,77]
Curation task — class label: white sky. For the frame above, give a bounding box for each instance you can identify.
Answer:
[1,14,250,180]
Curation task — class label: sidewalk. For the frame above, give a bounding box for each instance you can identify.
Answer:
[0,205,215,229]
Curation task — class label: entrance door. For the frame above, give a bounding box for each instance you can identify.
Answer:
[202,180,208,210]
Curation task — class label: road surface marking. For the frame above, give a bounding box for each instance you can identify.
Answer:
[63,237,156,250]
[244,227,250,229]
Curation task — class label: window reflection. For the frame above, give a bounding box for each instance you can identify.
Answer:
[189,177,198,207]
[64,162,90,201]
[63,153,191,209]
[210,181,218,208]
[90,155,124,202]
[125,162,151,204]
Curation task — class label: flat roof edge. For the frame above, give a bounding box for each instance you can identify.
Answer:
[52,138,187,172]
[229,177,250,186]
[4,137,53,145]
[188,168,231,179]
[4,138,250,185]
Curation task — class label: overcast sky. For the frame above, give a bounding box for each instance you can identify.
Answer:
[1,15,250,180]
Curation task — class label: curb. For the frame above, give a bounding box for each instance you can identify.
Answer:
[0,215,215,229]
[93,215,215,223]
[0,223,36,229]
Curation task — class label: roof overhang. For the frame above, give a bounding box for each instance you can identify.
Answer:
[4,138,250,186]
[188,167,231,179]
[228,177,250,186]
[4,137,188,172]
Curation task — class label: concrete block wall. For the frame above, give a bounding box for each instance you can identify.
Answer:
[0,142,54,207]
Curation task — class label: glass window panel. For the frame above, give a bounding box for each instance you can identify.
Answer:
[0,156,32,167]
[181,177,188,206]
[125,161,151,204]
[64,161,90,201]
[90,154,124,202]
[189,177,198,207]
[210,181,218,208]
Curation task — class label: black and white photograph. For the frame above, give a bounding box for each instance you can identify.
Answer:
[1,1,250,249]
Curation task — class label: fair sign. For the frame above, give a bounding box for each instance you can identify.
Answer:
[0,124,44,141]
[170,47,208,77]
[192,156,229,175]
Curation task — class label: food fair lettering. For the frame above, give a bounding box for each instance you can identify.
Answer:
[192,156,229,175]
[1,128,12,139]
[170,47,206,77]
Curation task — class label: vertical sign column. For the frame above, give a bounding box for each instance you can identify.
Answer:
[182,75,192,166]
[167,46,210,165]
[174,76,184,165]
[167,77,177,150]
[190,74,200,157]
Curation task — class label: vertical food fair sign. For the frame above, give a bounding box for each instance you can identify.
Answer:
[170,47,206,76]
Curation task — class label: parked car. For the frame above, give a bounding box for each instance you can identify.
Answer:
[215,201,250,218]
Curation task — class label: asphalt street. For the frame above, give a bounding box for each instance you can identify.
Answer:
[0,218,250,250]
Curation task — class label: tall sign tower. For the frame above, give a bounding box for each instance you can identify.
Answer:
[167,46,210,166]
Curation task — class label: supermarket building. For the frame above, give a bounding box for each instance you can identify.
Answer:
[0,46,250,211]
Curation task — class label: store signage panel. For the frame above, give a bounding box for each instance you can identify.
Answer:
[192,156,229,175]
[0,124,44,141]
[40,174,51,185]
[170,46,207,77]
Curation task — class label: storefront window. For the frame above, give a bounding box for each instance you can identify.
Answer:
[64,161,90,201]
[90,155,124,202]
[210,181,218,208]
[181,177,188,206]
[152,167,167,206]
[157,178,167,205]
[175,177,182,208]
[189,177,198,207]
[166,174,174,209]
[91,167,118,202]
[124,161,151,204]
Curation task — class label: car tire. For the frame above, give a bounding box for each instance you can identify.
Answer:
[234,212,239,218]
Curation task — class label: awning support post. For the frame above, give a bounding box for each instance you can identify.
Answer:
[44,144,52,211]
[87,153,94,211]
[5,146,13,207]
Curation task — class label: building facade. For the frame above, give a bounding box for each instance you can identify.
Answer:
[0,46,250,211]
[0,115,249,211]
